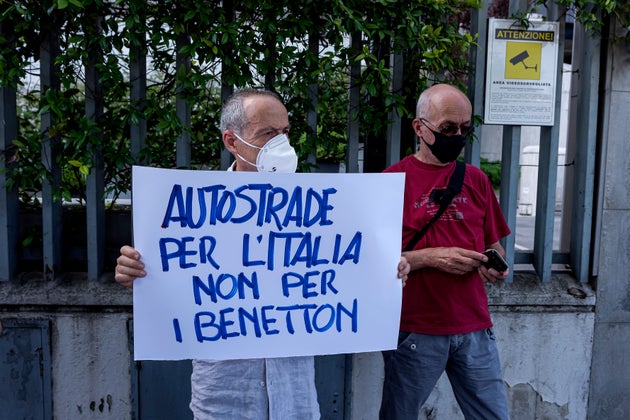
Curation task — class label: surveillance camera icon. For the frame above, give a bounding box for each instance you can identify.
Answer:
[509,50,538,72]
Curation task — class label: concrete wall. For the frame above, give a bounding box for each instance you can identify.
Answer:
[0,275,133,419]
[349,274,595,420]
[0,274,596,420]
[587,19,630,419]
[52,313,132,418]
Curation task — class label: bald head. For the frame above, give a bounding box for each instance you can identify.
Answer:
[412,84,473,166]
[416,84,472,121]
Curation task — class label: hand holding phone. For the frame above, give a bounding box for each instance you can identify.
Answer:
[482,249,508,272]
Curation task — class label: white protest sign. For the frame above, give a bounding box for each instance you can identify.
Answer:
[131,166,405,361]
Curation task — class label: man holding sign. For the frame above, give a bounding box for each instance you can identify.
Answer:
[115,89,410,419]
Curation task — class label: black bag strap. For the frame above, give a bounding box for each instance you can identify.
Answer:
[403,161,466,252]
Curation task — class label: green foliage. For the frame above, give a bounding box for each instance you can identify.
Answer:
[0,0,479,203]
[480,157,502,190]
[514,0,630,43]
[1,0,626,205]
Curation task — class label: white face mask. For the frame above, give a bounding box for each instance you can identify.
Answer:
[233,132,298,173]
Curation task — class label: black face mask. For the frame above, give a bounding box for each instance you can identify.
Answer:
[422,129,467,163]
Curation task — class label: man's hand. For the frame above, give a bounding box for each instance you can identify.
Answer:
[428,247,485,275]
[404,242,510,282]
[478,242,509,283]
[398,256,411,287]
[114,245,146,288]
[405,246,484,275]
[478,264,510,283]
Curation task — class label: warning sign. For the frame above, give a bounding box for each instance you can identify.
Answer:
[484,19,560,126]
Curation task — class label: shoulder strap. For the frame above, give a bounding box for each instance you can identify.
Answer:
[403,161,466,252]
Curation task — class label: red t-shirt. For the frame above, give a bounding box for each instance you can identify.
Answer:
[384,156,510,335]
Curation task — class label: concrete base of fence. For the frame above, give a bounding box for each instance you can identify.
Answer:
[0,272,594,420]
[348,272,595,420]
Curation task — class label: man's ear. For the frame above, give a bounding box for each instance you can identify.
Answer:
[223,130,237,153]
[412,118,424,138]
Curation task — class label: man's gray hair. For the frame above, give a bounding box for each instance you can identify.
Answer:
[220,88,281,134]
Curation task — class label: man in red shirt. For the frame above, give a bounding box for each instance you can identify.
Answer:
[380,84,510,419]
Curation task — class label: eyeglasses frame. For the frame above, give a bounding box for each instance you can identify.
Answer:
[418,117,474,137]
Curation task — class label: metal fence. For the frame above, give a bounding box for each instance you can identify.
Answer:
[0,2,598,285]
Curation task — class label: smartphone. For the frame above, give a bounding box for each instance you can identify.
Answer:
[482,249,508,272]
